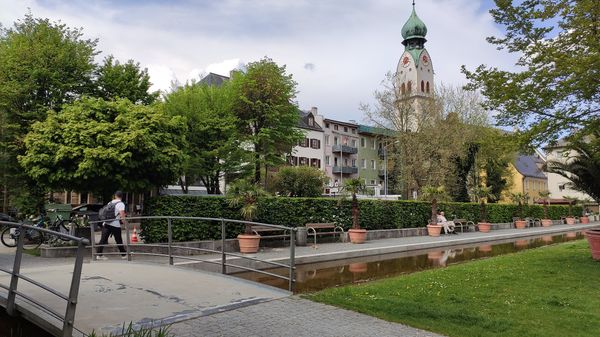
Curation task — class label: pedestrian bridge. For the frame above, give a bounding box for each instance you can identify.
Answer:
[0,261,289,336]
[0,217,295,337]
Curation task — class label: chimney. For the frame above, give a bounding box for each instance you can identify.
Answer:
[311,107,318,115]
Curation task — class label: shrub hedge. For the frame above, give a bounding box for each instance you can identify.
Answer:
[140,196,580,243]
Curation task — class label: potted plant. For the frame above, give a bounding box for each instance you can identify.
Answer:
[473,186,492,233]
[420,186,448,237]
[564,196,578,225]
[342,178,367,244]
[580,199,591,224]
[509,192,528,229]
[585,229,600,260]
[226,180,268,253]
[539,190,553,227]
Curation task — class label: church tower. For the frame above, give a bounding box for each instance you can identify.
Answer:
[396,1,434,128]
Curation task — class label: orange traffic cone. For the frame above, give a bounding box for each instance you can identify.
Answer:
[131,226,139,243]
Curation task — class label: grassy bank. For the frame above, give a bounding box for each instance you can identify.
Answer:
[307,240,600,337]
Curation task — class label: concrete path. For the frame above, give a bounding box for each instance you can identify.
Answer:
[0,261,289,336]
[168,297,444,337]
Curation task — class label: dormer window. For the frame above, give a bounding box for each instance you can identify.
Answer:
[308,116,314,126]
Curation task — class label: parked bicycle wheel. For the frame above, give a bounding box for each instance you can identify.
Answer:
[49,218,71,241]
[0,226,17,248]
[23,229,45,249]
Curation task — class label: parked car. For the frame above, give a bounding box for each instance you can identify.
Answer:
[71,203,103,222]
[0,213,16,223]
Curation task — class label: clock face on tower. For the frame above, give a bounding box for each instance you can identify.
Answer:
[422,54,429,66]
[402,55,410,68]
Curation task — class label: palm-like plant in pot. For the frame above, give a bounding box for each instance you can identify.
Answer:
[538,190,553,227]
[342,178,367,244]
[473,186,493,233]
[420,186,449,237]
[226,180,269,253]
[563,196,579,225]
[509,192,528,229]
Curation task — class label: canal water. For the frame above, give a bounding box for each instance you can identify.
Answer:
[236,231,585,293]
[0,308,53,337]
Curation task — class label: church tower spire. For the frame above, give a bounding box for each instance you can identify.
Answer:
[396,1,434,99]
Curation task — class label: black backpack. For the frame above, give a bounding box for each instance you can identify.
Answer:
[98,202,117,220]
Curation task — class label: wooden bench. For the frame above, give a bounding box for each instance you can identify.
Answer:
[251,225,290,241]
[452,219,476,233]
[305,223,344,246]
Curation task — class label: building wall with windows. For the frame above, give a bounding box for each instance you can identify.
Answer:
[544,140,594,202]
[503,154,548,204]
[322,118,359,194]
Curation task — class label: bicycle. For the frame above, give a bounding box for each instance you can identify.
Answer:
[0,212,71,248]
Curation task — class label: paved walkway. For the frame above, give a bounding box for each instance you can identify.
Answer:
[169,297,444,337]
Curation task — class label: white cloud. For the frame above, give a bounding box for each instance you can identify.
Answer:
[0,0,516,122]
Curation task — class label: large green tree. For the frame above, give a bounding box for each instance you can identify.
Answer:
[271,166,326,197]
[230,58,304,184]
[462,0,600,146]
[163,82,247,194]
[0,14,98,211]
[95,55,159,104]
[19,97,186,198]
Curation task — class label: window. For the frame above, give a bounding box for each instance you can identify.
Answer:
[325,135,330,145]
[325,122,330,128]
[344,126,348,133]
[308,116,314,126]
[361,159,366,168]
[421,80,425,92]
[559,184,565,191]
[351,139,357,147]
[310,139,320,149]
[371,160,376,169]
[299,157,307,166]
[370,180,376,185]
[299,138,309,147]
[426,81,430,93]
[361,137,366,147]
[401,83,406,95]
[351,129,356,134]
[334,125,339,131]
[351,159,356,167]
[325,156,330,165]
[334,157,338,166]
[334,137,338,145]
[344,158,349,166]
[372,140,377,149]
[407,81,412,93]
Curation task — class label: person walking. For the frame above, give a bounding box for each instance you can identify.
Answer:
[96,191,127,260]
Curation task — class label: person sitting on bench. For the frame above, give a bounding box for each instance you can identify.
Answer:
[437,211,457,235]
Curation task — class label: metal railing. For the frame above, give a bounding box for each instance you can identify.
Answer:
[89,216,297,291]
[0,220,89,337]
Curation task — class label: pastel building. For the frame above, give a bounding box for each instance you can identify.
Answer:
[504,154,548,204]
[322,118,359,194]
[287,109,324,169]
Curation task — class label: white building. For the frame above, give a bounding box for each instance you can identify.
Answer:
[287,108,325,170]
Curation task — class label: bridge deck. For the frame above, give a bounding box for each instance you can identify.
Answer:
[0,261,289,336]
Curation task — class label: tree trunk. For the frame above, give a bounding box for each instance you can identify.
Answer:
[254,150,261,184]
[352,193,360,229]
[431,198,437,224]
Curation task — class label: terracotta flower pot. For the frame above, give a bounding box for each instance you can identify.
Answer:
[427,250,443,260]
[566,217,576,225]
[566,232,577,239]
[515,220,527,229]
[479,244,492,253]
[478,222,491,233]
[348,262,368,273]
[427,224,443,237]
[542,235,553,243]
[580,216,590,224]
[237,234,261,253]
[515,239,528,247]
[584,229,600,260]
[541,219,553,227]
[348,228,367,244]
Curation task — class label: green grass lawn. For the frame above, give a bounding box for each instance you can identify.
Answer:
[306,240,600,337]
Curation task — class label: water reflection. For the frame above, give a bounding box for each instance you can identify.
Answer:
[236,231,585,293]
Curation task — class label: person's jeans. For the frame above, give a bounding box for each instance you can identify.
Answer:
[97,224,126,256]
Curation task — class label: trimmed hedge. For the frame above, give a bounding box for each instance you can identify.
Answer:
[140,196,580,243]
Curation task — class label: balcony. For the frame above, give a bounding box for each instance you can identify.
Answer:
[332,144,358,155]
[332,166,359,174]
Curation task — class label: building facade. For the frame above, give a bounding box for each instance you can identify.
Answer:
[504,154,548,204]
[287,110,325,170]
[321,118,359,194]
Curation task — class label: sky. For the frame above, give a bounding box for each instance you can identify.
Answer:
[0,0,517,123]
